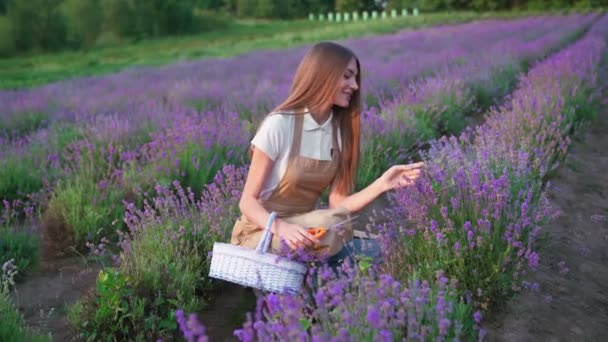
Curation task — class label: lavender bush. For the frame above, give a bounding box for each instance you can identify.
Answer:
[234,266,476,342]
[227,13,608,341]
[387,8,606,314]
[175,267,478,342]
[70,165,248,340]
[356,14,596,189]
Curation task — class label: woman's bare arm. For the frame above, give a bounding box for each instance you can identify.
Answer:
[238,147,317,249]
[238,147,276,232]
[328,164,424,213]
[328,177,384,213]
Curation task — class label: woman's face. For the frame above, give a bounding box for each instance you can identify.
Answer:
[333,57,359,108]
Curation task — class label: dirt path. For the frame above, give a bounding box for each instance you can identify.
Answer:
[10,257,101,341]
[484,103,608,340]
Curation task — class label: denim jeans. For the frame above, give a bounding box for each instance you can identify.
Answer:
[326,237,382,270]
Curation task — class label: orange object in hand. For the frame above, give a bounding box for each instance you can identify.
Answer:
[308,227,326,239]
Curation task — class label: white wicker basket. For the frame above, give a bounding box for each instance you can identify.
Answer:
[208,212,308,294]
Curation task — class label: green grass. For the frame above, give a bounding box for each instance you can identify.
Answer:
[0,293,51,342]
[45,173,125,249]
[0,229,40,278]
[0,10,581,90]
[1,260,50,342]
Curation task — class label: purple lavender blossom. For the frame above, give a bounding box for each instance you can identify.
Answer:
[176,309,209,342]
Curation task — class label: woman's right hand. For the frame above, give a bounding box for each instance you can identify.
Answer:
[273,219,318,250]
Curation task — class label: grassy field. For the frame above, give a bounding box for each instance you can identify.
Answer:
[0,9,585,90]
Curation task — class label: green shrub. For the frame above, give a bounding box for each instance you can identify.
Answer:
[0,154,44,202]
[0,122,85,201]
[357,128,421,192]
[50,123,85,152]
[6,0,66,51]
[192,9,233,32]
[68,268,152,342]
[99,0,201,42]
[336,0,363,12]
[0,229,40,278]
[471,63,521,109]
[70,166,247,340]
[45,175,124,250]
[0,260,50,342]
[61,0,103,48]
[173,142,245,195]
[100,0,134,39]
[0,111,49,138]
[0,15,15,57]
[236,0,257,17]
[69,203,209,341]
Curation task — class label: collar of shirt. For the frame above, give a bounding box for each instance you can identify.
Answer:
[302,107,333,132]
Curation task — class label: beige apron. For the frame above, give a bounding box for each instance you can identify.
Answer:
[230,113,343,253]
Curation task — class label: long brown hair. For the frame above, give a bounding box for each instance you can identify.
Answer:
[255,41,361,196]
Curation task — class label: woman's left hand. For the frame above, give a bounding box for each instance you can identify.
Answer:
[377,162,424,192]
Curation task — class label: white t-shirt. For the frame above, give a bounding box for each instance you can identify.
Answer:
[251,110,343,200]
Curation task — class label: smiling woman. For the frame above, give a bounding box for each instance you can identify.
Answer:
[230,41,423,268]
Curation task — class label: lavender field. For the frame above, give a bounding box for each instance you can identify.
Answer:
[1,12,608,341]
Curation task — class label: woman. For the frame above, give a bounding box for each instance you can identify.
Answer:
[230,41,422,267]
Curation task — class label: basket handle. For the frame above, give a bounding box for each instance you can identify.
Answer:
[256,211,277,254]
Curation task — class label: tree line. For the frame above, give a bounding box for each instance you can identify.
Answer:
[0,0,605,57]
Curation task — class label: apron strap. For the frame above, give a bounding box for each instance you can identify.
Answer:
[290,114,304,158]
[331,117,340,159]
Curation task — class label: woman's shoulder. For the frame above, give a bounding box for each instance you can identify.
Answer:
[260,111,295,130]
[252,111,295,160]
[254,111,296,141]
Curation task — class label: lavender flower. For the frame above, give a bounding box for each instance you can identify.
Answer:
[176,309,209,342]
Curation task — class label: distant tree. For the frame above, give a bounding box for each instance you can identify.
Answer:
[274,0,308,19]
[197,0,226,10]
[62,0,103,48]
[235,0,312,19]
[117,0,198,38]
[7,0,67,51]
[100,0,134,38]
[255,0,279,18]
[236,0,256,16]
[306,0,336,13]
[526,0,575,9]
[162,0,198,34]
[336,0,362,11]
[336,0,383,11]
[386,0,403,10]
[323,0,339,11]
[222,0,237,14]
[0,15,15,56]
